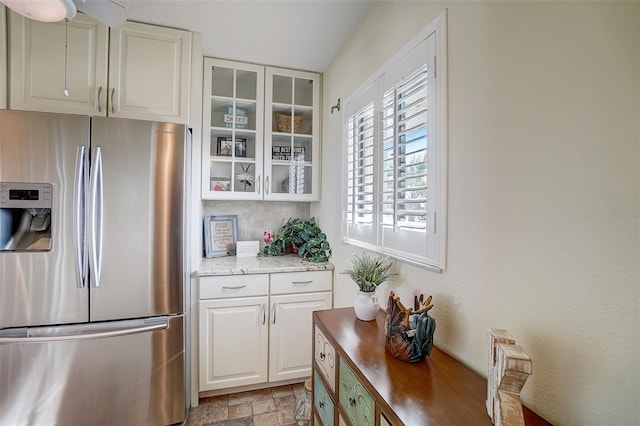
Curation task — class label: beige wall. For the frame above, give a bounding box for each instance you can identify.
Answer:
[314,1,640,424]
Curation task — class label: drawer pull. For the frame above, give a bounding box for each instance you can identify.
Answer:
[319,400,325,408]
[319,352,325,360]
[292,280,313,285]
[222,285,247,290]
[349,397,356,407]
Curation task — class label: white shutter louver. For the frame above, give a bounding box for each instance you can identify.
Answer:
[382,68,428,231]
[346,103,375,226]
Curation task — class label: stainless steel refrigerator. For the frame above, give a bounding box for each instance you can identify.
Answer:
[0,110,187,425]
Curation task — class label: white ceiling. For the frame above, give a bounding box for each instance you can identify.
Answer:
[117,0,374,72]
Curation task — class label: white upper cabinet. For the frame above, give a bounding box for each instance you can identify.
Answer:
[8,12,108,115]
[108,22,191,122]
[264,67,320,201]
[8,12,191,123]
[202,58,265,200]
[202,58,321,201]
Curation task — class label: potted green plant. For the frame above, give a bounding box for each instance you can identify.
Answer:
[342,252,398,321]
[261,217,331,263]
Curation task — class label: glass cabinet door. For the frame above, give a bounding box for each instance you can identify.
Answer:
[265,67,320,201]
[202,58,264,199]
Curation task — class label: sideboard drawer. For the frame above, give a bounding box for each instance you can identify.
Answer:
[380,414,391,426]
[314,325,336,392]
[339,360,375,426]
[314,371,335,426]
[270,270,332,295]
[199,274,269,299]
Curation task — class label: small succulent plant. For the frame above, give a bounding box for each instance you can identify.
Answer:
[342,252,398,292]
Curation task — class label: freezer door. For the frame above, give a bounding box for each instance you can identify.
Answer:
[0,110,90,328]
[89,117,185,321]
[0,315,185,426]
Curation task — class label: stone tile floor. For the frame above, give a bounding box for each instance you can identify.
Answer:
[186,383,306,426]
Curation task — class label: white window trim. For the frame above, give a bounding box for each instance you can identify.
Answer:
[341,10,448,272]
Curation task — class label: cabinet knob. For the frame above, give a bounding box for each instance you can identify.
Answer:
[319,400,325,409]
[349,397,356,407]
[319,352,325,360]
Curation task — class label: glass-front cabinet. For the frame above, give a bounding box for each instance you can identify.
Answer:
[202,58,264,199]
[202,58,320,201]
[264,67,320,200]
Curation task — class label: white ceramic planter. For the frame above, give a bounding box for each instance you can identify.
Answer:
[354,290,379,321]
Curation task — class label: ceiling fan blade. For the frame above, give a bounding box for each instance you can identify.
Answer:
[73,0,126,27]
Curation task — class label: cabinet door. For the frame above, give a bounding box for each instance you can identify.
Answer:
[264,67,320,201]
[8,11,108,115]
[201,58,264,199]
[270,292,332,382]
[1,6,7,109]
[199,296,269,391]
[108,21,191,123]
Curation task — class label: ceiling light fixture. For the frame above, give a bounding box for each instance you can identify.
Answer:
[0,0,77,22]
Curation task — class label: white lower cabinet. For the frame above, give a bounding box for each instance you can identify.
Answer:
[269,292,332,382]
[199,296,269,390]
[198,270,333,392]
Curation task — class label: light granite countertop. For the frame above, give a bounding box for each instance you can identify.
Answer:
[196,254,335,276]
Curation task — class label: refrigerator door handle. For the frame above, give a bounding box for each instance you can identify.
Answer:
[89,147,104,287]
[0,317,169,344]
[73,146,87,288]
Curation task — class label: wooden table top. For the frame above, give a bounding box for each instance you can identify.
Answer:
[313,308,550,426]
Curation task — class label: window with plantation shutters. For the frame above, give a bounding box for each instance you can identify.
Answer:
[342,11,448,271]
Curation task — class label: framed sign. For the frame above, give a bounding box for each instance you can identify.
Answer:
[204,215,238,258]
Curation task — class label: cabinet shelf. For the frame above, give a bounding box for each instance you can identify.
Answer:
[210,156,257,163]
[272,131,312,138]
[272,102,313,110]
[270,160,312,167]
[210,126,257,134]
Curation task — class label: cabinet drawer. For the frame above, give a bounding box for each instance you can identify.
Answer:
[314,326,336,392]
[339,360,375,426]
[270,270,332,295]
[199,274,268,299]
[314,371,335,426]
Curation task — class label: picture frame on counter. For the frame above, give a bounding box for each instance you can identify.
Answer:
[204,215,238,258]
[216,137,247,157]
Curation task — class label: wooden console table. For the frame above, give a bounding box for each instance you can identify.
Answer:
[312,308,550,425]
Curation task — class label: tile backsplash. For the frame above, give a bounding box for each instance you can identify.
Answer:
[202,201,310,247]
